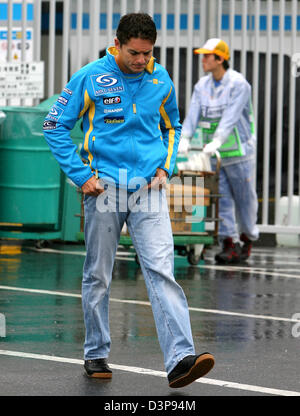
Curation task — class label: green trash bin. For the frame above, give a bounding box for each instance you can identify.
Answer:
[0,96,84,241]
[0,107,60,225]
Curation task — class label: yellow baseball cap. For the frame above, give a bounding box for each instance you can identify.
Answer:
[194,38,230,61]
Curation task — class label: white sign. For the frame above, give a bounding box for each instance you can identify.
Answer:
[0,28,33,62]
[0,61,44,99]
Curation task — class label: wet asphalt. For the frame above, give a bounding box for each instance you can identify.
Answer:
[0,239,300,405]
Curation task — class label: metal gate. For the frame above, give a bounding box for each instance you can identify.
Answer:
[1,0,300,238]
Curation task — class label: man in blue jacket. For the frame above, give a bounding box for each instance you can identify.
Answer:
[43,13,214,388]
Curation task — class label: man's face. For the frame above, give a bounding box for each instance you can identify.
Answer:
[202,53,220,73]
[114,37,153,74]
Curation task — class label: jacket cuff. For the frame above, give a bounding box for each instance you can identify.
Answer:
[73,170,94,188]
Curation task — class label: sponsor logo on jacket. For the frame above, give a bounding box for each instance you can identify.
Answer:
[147,79,165,85]
[104,108,123,114]
[104,116,125,124]
[103,96,121,105]
[57,96,69,106]
[43,120,57,130]
[63,87,72,95]
[91,73,124,96]
[47,105,64,121]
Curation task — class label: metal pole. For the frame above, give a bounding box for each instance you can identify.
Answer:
[160,0,167,68]
[48,0,56,97]
[241,0,247,76]
[173,0,180,102]
[262,0,272,225]
[229,0,235,69]
[62,0,70,88]
[206,0,218,39]
[21,0,28,62]
[287,0,297,224]
[75,0,83,72]
[148,0,154,17]
[252,0,259,121]
[199,0,207,79]
[185,0,193,113]
[7,0,13,63]
[252,0,260,188]
[33,0,42,62]
[107,0,113,45]
[89,0,100,62]
[275,0,285,224]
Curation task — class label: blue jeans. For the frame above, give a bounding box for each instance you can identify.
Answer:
[82,185,195,373]
[215,159,259,243]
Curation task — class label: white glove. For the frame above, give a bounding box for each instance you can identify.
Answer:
[203,137,222,156]
[177,134,191,154]
[197,152,212,171]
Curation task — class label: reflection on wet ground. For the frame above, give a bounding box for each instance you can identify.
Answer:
[0,241,300,396]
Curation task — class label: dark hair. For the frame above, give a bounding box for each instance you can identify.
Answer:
[116,13,157,45]
[214,54,230,70]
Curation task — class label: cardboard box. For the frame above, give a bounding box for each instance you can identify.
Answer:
[166,183,210,233]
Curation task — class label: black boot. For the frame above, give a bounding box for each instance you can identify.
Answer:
[215,237,242,264]
[240,233,252,260]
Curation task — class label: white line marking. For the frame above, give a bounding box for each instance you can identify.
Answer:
[197,264,300,280]
[31,246,300,260]
[27,247,135,257]
[0,285,299,323]
[267,268,300,273]
[27,247,135,262]
[117,256,135,261]
[111,297,300,323]
[251,248,300,257]
[27,247,300,279]
[204,255,300,267]
[27,247,87,256]
[0,349,299,396]
[208,258,300,268]
[0,285,81,298]
[187,306,300,322]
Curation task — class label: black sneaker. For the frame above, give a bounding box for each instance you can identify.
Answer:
[168,353,215,388]
[84,358,112,378]
[215,237,242,264]
[240,233,252,260]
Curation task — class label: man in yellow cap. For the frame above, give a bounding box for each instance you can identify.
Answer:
[178,38,259,264]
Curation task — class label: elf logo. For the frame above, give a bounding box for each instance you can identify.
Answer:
[103,96,121,105]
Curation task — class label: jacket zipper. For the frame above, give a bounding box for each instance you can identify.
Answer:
[91,135,99,178]
[117,71,147,180]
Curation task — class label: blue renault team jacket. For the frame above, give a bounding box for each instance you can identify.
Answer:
[43,47,181,189]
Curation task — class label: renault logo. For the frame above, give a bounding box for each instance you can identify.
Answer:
[96,74,118,87]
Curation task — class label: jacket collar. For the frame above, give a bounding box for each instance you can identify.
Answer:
[209,68,232,86]
[107,46,155,74]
